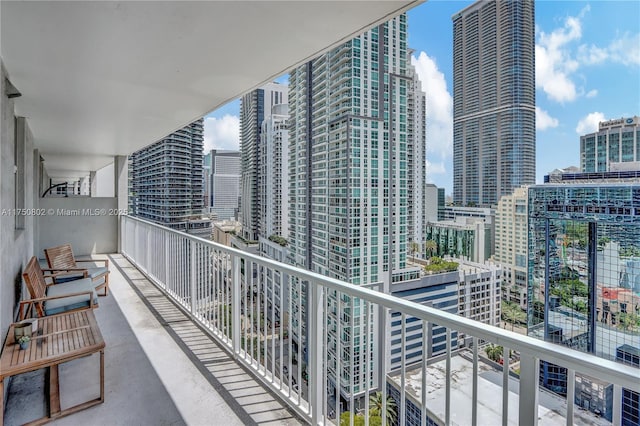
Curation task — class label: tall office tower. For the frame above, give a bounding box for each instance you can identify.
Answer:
[209,150,241,221]
[495,186,528,309]
[258,104,289,240]
[580,116,640,172]
[288,14,425,405]
[129,119,211,237]
[240,82,287,241]
[407,49,427,256]
[452,0,535,207]
[528,179,640,422]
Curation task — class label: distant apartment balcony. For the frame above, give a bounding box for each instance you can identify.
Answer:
[13,214,628,425]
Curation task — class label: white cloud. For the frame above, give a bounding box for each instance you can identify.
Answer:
[535,106,559,131]
[575,112,605,135]
[203,114,240,152]
[579,33,640,67]
[425,160,446,181]
[537,6,639,104]
[608,32,640,66]
[411,52,453,160]
[535,7,588,103]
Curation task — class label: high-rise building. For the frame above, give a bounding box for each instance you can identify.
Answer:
[240,82,287,241]
[452,0,535,206]
[495,186,528,309]
[288,14,425,404]
[580,116,640,173]
[258,103,289,240]
[407,49,427,256]
[207,149,241,221]
[528,180,640,422]
[128,119,211,237]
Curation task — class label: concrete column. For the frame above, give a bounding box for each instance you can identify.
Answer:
[114,155,128,252]
[114,155,128,212]
[90,171,97,197]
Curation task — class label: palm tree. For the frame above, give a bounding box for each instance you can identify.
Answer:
[501,301,526,331]
[369,391,397,425]
[484,344,504,362]
[424,239,438,258]
[409,241,420,260]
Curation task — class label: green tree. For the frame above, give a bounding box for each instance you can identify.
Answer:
[369,391,397,425]
[425,239,438,258]
[484,344,503,362]
[409,241,420,259]
[618,313,640,332]
[501,301,526,331]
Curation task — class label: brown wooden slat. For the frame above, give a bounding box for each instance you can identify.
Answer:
[69,314,77,352]
[45,244,77,270]
[1,311,104,381]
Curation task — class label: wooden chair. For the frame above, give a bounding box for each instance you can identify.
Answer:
[20,256,97,320]
[45,243,110,296]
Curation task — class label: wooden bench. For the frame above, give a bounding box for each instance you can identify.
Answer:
[20,256,97,320]
[45,244,110,296]
[0,310,105,425]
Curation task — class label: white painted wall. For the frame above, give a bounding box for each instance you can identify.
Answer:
[95,162,114,197]
[38,197,118,256]
[0,63,37,343]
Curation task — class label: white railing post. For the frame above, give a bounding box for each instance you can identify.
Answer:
[190,240,197,314]
[612,384,622,426]
[309,281,324,425]
[518,354,539,426]
[164,232,170,290]
[232,255,241,357]
[565,368,575,426]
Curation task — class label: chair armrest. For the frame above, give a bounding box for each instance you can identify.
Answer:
[75,259,109,268]
[20,290,95,308]
[19,291,95,319]
[43,268,89,280]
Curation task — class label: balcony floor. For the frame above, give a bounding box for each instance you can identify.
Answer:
[4,254,302,426]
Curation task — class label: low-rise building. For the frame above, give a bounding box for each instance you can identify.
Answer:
[458,259,502,328]
[425,218,492,263]
[386,350,607,426]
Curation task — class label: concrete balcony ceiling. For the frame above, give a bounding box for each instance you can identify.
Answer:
[0,1,421,178]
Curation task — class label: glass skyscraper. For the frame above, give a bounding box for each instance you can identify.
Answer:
[452,0,535,207]
[528,183,640,422]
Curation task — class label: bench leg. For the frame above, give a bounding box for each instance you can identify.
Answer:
[49,365,61,417]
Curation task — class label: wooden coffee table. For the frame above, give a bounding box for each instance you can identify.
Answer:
[0,309,105,425]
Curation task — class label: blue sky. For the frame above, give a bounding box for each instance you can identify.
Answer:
[205,1,640,196]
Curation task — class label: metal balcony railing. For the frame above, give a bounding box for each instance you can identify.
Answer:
[120,214,640,426]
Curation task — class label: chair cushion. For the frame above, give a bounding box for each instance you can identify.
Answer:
[55,267,108,288]
[44,278,98,316]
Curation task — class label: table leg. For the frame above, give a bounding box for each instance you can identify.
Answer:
[49,365,61,416]
[100,350,104,402]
